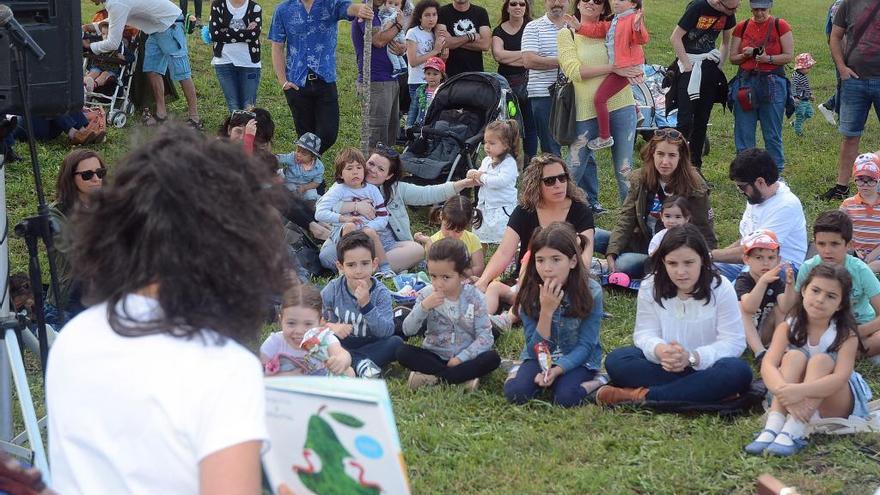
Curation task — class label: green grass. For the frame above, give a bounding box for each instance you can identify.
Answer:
[6,0,880,493]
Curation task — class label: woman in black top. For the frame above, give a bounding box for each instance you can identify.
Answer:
[492,0,537,164]
[475,154,595,292]
[209,0,263,112]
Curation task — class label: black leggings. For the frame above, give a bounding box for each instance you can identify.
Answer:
[179,0,203,18]
[396,345,500,384]
[675,60,724,169]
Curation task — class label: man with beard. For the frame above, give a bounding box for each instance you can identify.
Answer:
[522,0,570,156]
[711,148,807,281]
[437,0,491,76]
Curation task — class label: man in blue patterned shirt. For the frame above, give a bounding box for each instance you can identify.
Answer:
[269,0,374,153]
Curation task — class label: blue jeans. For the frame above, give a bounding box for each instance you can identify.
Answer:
[504,359,596,407]
[214,64,261,112]
[731,73,786,171]
[340,335,404,369]
[593,228,649,278]
[406,83,420,128]
[838,77,880,137]
[715,262,745,282]
[569,105,637,205]
[529,96,561,156]
[605,346,753,403]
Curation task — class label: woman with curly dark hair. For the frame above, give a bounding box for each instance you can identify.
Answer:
[46,125,289,494]
[47,149,108,322]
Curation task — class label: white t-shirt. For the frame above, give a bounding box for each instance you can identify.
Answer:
[91,0,181,54]
[521,15,562,98]
[477,154,518,209]
[211,0,261,68]
[47,295,268,495]
[405,26,435,84]
[738,182,807,268]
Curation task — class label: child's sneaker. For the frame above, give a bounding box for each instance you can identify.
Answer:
[461,378,479,392]
[376,264,397,279]
[356,359,382,379]
[407,371,439,390]
[870,354,880,366]
[489,312,513,334]
[587,136,614,150]
[819,184,850,200]
[817,103,837,125]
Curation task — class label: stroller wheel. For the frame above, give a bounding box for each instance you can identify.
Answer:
[110,110,127,128]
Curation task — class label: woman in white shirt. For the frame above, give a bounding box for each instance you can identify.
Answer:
[46,126,289,494]
[595,224,753,405]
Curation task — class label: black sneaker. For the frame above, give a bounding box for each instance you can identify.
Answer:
[820,184,850,201]
[591,203,608,215]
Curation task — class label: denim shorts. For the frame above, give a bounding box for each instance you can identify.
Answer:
[143,20,192,81]
[838,77,880,137]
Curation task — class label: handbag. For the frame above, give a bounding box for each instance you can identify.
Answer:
[548,29,577,146]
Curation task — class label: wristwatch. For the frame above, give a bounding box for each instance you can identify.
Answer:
[688,352,697,368]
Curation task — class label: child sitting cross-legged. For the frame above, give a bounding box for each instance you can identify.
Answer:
[397,238,500,390]
[840,153,880,274]
[795,210,880,363]
[736,230,796,360]
[321,231,404,378]
[503,222,605,408]
[745,263,873,456]
[414,195,485,278]
[278,132,325,202]
[261,282,355,377]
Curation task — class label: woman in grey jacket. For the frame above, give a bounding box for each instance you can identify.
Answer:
[319,146,477,271]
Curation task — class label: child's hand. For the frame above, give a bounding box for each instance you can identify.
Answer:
[245,119,258,137]
[533,365,562,387]
[447,357,462,367]
[325,352,352,375]
[354,280,371,307]
[633,10,643,30]
[338,215,361,224]
[788,397,822,422]
[327,323,353,339]
[539,279,564,315]
[774,383,806,408]
[562,14,580,29]
[421,288,445,310]
[757,264,782,285]
[783,263,795,286]
[414,232,429,244]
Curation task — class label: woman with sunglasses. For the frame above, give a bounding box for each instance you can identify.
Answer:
[318,145,479,272]
[475,154,595,293]
[491,0,537,164]
[558,0,641,213]
[593,129,717,279]
[47,149,109,324]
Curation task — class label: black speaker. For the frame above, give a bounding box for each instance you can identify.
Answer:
[0,0,83,117]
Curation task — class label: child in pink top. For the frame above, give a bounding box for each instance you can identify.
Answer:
[577,0,649,150]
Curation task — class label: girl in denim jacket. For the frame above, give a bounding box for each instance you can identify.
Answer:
[504,222,605,407]
[398,238,500,390]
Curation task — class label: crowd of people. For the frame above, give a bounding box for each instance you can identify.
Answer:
[4,0,879,491]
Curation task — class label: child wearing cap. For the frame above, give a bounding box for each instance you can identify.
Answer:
[791,53,816,136]
[841,153,880,273]
[415,56,446,126]
[735,230,796,359]
[278,132,325,202]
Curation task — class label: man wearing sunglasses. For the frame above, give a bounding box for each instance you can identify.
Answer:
[711,148,807,281]
[669,0,739,169]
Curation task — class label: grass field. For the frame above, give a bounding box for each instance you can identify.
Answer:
[5,0,880,492]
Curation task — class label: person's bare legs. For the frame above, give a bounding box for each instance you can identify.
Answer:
[386,241,424,273]
[834,136,861,186]
[179,78,200,122]
[147,72,168,118]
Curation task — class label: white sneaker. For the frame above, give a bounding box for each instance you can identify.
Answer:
[489,313,513,334]
[356,359,382,378]
[818,104,837,126]
[587,136,614,150]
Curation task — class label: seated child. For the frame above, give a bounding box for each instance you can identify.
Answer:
[397,238,500,390]
[503,222,605,408]
[414,195,485,277]
[261,283,354,377]
[378,0,408,78]
[746,263,873,456]
[647,195,691,256]
[840,153,880,273]
[316,148,395,277]
[795,210,880,363]
[735,230,795,359]
[321,231,403,377]
[278,132,325,202]
[484,250,530,335]
[83,20,129,92]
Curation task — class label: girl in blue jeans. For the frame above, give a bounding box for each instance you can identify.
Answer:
[596,224,753,406]
[504,222,605,408]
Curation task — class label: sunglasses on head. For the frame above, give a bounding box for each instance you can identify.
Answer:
[541,172,569,187]
[653,128,684,141]
[583,0,604,4]
[375,142,400,159]
[75,168,107,180]
[508,1,527,6]
[231,109,256,120]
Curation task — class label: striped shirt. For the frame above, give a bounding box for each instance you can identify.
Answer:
[522,15,563,98]
[791,69,812,101]
[841,193,880,256]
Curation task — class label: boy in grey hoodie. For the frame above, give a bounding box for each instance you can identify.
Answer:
[321,231,403,377]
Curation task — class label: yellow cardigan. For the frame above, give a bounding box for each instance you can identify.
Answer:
[556,27,635,122]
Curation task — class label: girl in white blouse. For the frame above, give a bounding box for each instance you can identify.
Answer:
[596,224,753,405]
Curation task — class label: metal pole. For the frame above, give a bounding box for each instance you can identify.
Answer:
[0,150,11,443]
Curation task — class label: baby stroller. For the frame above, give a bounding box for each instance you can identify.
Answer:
[631,64,710,156]
[82,31,140,128]
[401,72,521,186]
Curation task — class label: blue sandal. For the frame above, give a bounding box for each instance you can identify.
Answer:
[744,429,778,455]
[765,431,808,457]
